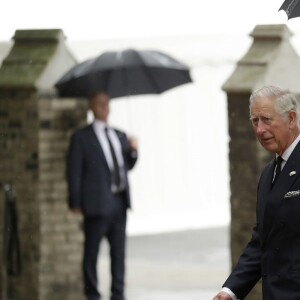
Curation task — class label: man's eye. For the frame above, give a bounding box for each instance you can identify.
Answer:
[262,117,272,124]
[251,118,258,125]
[250,117,272,125]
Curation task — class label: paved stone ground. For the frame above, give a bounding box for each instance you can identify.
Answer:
[97,226,230,300]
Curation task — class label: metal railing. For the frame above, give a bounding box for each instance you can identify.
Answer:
[3,183,21,277]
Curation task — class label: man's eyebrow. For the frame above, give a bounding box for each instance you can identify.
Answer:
[250,115,273,121]
[250,114,272,118]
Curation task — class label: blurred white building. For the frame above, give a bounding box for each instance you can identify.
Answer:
[67,33,254,235]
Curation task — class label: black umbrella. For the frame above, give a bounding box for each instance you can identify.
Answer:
[279,0,300,19]
[55,49,192,99]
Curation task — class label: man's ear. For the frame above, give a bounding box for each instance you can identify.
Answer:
[289,111,297,127]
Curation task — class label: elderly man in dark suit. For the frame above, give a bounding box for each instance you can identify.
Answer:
[213,85,300,300]
[67,92,138,300]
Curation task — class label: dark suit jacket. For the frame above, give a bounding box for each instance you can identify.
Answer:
[67,124,138,216]
[223,141,300,300]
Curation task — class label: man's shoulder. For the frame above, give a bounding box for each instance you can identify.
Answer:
[71,125,93,139]
[73,124,92,134]
[263,159,274,170]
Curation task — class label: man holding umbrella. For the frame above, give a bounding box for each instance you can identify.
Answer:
[56,48,191,300]
[66,92,138,300]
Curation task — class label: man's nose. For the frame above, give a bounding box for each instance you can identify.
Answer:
[255,121,266,134]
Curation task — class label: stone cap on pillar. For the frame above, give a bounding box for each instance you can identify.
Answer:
[0,29,77,95]
[222,24,300,94]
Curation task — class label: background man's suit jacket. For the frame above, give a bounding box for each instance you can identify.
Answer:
[223,141,300,300]
[67,124,138,216]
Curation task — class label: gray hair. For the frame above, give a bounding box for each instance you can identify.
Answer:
[249,85,300,123]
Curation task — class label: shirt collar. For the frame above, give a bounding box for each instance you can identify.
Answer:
[93,119,107,131]
[280,133,300,162]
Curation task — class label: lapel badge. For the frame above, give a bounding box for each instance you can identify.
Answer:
[289,171,296,176]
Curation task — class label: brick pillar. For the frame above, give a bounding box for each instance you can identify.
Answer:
[38,96,87,300]
[0,29,88,300]
[227,92,269,299]
[0,90,40,299]
[0,90,87,299]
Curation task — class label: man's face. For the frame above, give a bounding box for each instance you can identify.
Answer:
[89,93,110,122]
[250,96,296,155]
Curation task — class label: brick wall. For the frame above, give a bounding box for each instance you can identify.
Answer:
[37,96,87,300]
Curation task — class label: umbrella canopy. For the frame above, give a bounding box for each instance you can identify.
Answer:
[279,0,300,20]
[55,49,192,99]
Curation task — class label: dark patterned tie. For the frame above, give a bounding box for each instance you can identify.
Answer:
[105,127,121,187]
[272,156,283,186]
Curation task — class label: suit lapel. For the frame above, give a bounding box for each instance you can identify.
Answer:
[87,125,110,172]
[274,140,300,195]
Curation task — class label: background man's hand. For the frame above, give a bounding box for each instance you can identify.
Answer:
[129,137,138,151]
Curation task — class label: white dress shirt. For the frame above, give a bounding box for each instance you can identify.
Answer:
[278,133,300,170]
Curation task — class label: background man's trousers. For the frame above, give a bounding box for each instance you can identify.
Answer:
[83,193,127,300]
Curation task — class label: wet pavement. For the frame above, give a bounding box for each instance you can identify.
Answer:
[98,226,230,300]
